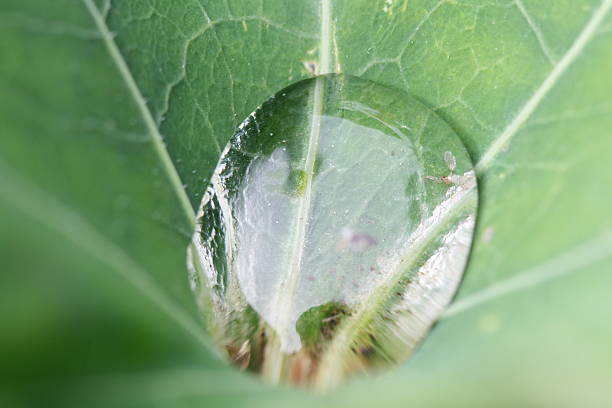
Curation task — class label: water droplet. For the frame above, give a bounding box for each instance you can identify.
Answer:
[188,74,478,389]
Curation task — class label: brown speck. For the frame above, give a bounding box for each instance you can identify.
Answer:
[360,346,375,357]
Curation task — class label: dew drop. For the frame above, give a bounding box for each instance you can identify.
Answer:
[187,74,478,389]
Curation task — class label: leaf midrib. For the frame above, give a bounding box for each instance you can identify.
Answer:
[272,77,325,349]
[260,1,336,379]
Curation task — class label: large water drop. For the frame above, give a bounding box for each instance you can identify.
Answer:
[188,74,477,389]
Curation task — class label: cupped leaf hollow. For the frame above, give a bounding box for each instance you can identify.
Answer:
[188,74,478,389]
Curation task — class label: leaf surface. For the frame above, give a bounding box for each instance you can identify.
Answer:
[1,0,612,406]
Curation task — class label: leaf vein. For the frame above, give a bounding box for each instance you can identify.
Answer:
[444,232,612,318]
[0,161,212,350]
[514,0,557,65]
[82,0,196,222]
[475,0,612,173]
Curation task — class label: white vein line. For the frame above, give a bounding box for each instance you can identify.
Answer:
[475,0,612,173]
[355,0,446,76]
[319,0,333,74]
[444,232,612,318]
[83,0,195,224]
[0,162,213,350]
[267,1,336,355]
[272,76,325,355]
[514,0,556,65]
[398,0,447,59]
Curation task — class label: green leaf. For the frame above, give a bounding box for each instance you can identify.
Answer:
[2,0,612,406]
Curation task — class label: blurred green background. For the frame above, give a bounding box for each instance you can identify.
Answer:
[1,0,612,406]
